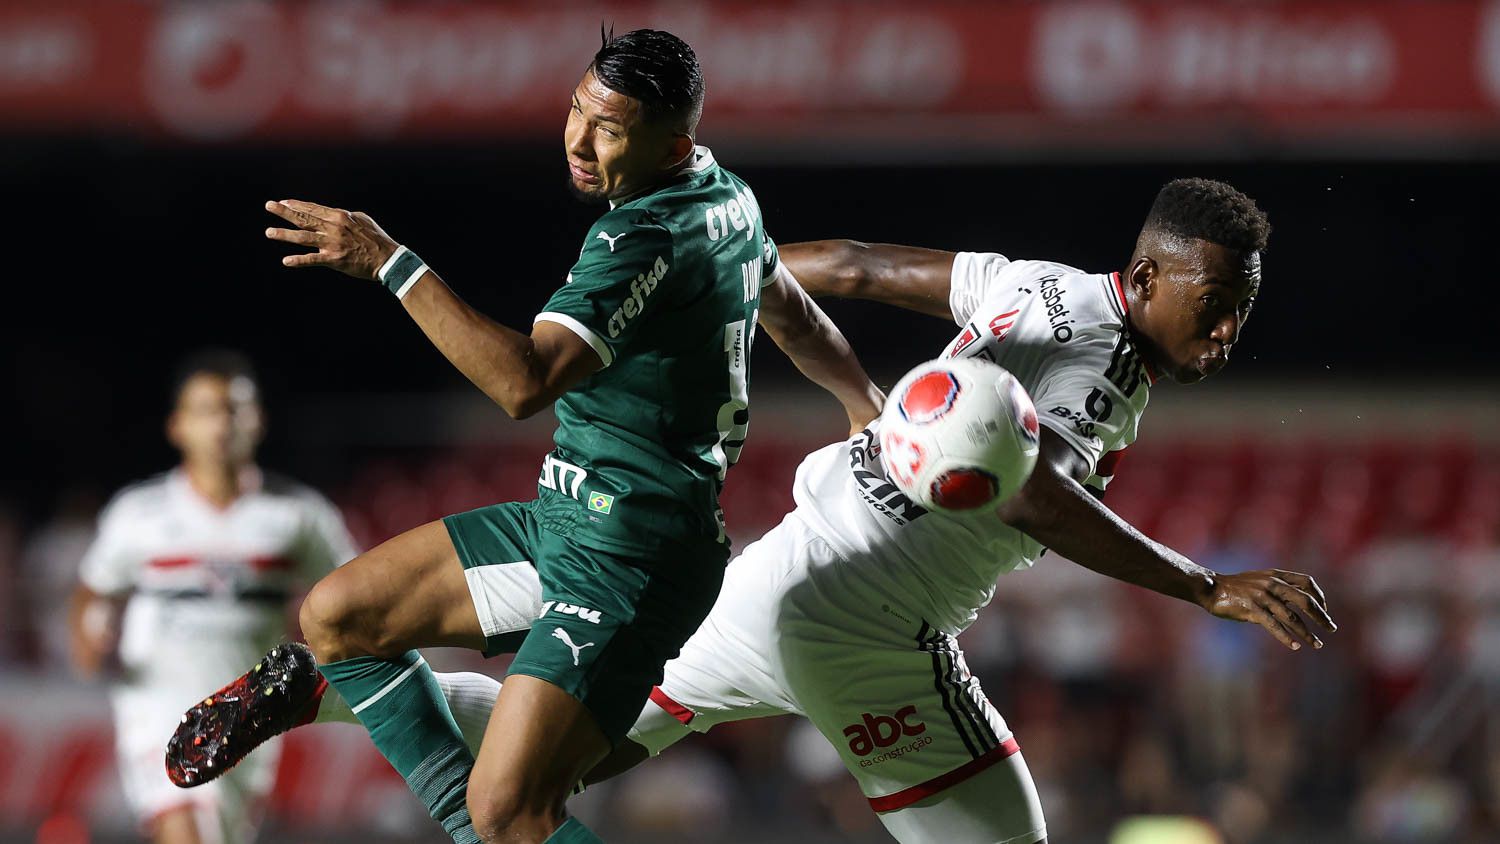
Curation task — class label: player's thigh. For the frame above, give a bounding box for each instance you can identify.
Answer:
[301,518,485,655]
[779,612,1020,813]
[468,673,611,819]
[876,750,1047,844]
[625,528,809,756]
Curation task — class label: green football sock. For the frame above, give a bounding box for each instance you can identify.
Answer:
[319,651,478,844]
[545,817,605,843]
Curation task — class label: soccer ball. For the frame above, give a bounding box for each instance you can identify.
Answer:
[877,357,1040,513]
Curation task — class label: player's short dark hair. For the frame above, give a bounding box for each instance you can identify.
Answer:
[170,349,258,407]
[589,28,704,134]
[1143,178,1271,253]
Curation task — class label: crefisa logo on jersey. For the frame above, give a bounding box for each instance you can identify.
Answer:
[606,256,669,339]
[844,705,931,766]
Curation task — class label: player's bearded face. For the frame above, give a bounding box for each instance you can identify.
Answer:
[564,71,679,204]
[169,375,263,466]
[1139,241,1260,384]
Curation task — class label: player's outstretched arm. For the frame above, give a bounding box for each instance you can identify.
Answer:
[264,200,598,419]
[758,264,885,434]
[996,430,1337,651]
[67,583,123,677]
[779,240,958,320]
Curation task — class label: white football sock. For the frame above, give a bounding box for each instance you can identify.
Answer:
[315,670,501,755]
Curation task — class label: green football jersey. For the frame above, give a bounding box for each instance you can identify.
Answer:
[533,147,779,559]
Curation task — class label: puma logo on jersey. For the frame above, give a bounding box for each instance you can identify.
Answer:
[540,600,602,624]
[606,256,669,339]
[551,628,595,666]
[596,230,626,252]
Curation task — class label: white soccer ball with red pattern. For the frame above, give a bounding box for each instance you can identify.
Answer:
[877,357,1040,513]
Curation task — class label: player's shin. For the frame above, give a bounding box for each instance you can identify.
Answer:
[318,652,480,843]
[313,671,501,757]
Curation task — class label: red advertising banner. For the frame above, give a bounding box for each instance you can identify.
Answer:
[2,1,1499,154]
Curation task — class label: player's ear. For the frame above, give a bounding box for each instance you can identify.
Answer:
[165,410,184,451]
[661,133,694,169]
[1128,256,1158,301]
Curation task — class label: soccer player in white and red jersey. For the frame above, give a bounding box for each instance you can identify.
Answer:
[171,179,1334,843]
[68,351,356,844]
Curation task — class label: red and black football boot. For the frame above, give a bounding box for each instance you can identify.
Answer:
[165,642,326,787]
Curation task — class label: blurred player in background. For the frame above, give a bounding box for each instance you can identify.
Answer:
[173,28,879,844]
[68,350,356,844]
[171,180,1334,843]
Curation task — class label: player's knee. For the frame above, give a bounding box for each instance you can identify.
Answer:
[466,781,563,844]
[299,570,380,661]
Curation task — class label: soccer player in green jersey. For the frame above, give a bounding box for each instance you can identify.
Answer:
[178,30,882,844]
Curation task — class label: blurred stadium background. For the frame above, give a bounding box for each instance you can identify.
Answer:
[4,1,1499,842]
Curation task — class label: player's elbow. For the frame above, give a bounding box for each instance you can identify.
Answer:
[500,390,545,420]
[994,474,1064,536]
[499,380,555,420]
[824,240,874,298]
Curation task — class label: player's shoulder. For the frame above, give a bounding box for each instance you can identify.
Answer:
[100,471,174,519]
[258,470,337,511]
[998,260,1126,341]
[581,206,673,262]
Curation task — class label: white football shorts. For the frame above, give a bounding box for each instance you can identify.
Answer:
[112,685,277,843]
[627,511,1046,842]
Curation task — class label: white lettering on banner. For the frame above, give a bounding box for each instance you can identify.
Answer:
[0,677,440,831]
[0,20,87,86]
[144,4,287,138]
[1481,1,1500,106]
[538,454,586,500]
[1035,4,1395,112]
[135,4,963,137]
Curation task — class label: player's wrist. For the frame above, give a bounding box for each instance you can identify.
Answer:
[1190,569,1220,611]
[376,245,429,299]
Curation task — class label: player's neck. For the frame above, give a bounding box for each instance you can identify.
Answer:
[1121,283,1168,382]
[181,460,252,509]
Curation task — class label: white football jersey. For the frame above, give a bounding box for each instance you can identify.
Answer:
[79,468,356,693]
[792,253,1153,635]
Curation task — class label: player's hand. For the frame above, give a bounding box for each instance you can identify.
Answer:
[264,199,399,281]
[1199,568,1336,651]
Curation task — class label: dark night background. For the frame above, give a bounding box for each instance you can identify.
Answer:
[8,141,1493,516]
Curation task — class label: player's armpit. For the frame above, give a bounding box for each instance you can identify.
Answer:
[758,265,884,433]
[995,428,1218,608]
[779,241,958,320]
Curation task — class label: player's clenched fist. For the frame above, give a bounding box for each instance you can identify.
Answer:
[265,199,398,281]
[1199,568,1336,651]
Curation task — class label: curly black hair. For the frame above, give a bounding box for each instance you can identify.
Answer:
[589,28,704,133]
[170,348,258,406]
[1143,178,1271,253]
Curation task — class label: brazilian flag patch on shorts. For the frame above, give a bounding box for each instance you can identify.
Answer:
[587,491,614,515]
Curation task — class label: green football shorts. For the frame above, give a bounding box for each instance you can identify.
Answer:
[444,498,726,745]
